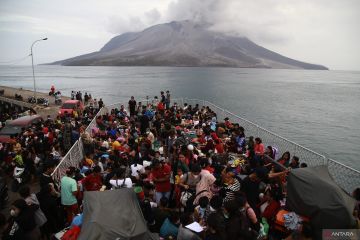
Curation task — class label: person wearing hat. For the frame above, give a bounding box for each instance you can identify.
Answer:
[60,167,79,225]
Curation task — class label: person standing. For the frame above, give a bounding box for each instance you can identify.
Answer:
[128,96,137,117]
[84,92,89,105]
[98,98,104,109]
[160,91,165,104]
[165,90,171,110]
[18,186,48,237]
[152,160,171,204]
[60,167,79,225]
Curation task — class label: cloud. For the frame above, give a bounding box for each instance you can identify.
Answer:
[145,8,161,24]
[0,0,359,69]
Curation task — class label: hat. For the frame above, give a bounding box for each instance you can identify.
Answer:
[158,146,164,155]
[187,144,194,151]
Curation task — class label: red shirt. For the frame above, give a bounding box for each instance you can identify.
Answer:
[82,174,103,191]
[215,142,224,154]
[157,102,165,111]
[262,200,280,221]
[254,143,264,155]
[152,164,171,192]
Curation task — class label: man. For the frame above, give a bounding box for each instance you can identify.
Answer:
[160,91,166,104]
[82,166,103,191]
[40,162,59,193]
[60,167,79,225]
[165,90,171,110]
[140,110,150,135]
[128,96,137,117]
[152,160,171,204]
[98,98,104,109]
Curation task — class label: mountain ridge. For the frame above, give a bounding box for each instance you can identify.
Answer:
[50,20,328,70]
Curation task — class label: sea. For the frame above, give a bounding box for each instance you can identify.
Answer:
[0,65,359,171]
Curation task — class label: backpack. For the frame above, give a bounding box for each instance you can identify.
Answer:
[114,179,127,189]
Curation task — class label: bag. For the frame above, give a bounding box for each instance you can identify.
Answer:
[180,190,193,207]
[61,226,81,240]
[114,179,127,189]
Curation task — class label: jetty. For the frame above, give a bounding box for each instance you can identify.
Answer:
[0,85,70,118]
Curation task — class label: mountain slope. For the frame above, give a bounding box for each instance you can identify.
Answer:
[51,21,328,70]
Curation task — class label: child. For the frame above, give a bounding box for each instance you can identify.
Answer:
[194,196,210,225]
[175,168,183,208]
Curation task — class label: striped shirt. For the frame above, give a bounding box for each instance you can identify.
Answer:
[224,178,241,202]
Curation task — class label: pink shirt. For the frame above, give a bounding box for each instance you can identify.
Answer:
[254,143,265,155]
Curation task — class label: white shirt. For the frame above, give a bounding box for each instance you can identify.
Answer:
[130,164,145,177]
[110,178,133,189]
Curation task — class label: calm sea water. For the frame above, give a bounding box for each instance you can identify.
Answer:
[0,65,359,170]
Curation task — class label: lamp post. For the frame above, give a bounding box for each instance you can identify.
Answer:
[31,37,47,103]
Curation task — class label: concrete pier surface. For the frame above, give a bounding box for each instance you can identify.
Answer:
[0,85,70,118]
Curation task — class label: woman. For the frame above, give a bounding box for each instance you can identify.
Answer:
[179,164,201,193]
[177,213,201,240]
[222,170,241,202]
[110,167,133,189]
[193,172,216,205]
[259,188,281,222]
[254,137,265,156]
[277,151,291,167]
[224,200,255,240]
[4,199,41,240]
[206,213,227,240]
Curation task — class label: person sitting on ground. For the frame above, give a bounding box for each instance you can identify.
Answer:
[259,187,281,223]
[177,212,202,240]
[151,197,172,233]
[82,165,103,191]
[221,168,241,202]
[289,156,300,169]
[300,163,307,168]
[205,212,227,240]
[110,167,133,189]
[277,151,291,167]
[193,196,211,225]
[159,211,180,239]
[224,199,256,240]
[254,137,265,156]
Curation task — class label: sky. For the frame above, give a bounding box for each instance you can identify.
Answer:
[0,0,359,70]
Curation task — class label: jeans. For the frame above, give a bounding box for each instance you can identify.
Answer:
[155,191,170,205]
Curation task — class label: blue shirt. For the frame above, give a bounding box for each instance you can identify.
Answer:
[160,218,178,238]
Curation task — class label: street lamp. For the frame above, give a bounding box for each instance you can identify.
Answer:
[31,37,48,103]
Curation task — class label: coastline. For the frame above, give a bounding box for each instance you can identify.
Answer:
[0,85,70,118]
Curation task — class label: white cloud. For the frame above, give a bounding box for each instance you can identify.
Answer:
[0,0,359,69]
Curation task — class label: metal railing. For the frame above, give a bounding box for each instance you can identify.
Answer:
[51,139,84,183]
[51,107,106,183]
[52,98,360,194]
[183,98,360,194]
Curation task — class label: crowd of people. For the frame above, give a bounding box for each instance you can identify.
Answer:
[0,90,359,240]
[0,89,105,239]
